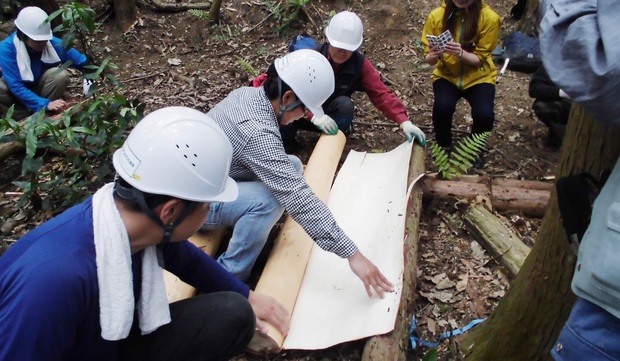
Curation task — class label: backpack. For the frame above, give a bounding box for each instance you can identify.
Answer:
[287,33,317,52]
[494,31,542,74]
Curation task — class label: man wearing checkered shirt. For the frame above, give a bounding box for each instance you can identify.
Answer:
[202,49,393,298]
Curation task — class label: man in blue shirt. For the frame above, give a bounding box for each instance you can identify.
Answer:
[0,106,289,361]
[0,6,88,120]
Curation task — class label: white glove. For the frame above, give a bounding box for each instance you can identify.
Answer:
[83,79,94,96]
[400,120,426,147]
[559,89,570,99]
[311,114,339,135]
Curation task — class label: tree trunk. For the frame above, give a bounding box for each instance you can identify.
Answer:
[113,0,137,33]
[461,104,620,360]
[516,0,540,35]
[209,0,223,25]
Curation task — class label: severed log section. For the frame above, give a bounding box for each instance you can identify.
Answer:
[247,132,347,354]
[421,174,552,217]
[462,203,531,277]
[164,229,226,303]
[361,144,426,361]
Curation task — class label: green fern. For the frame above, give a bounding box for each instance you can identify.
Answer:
[236,57,260,77]
[430,132,491,179]
[188,9,210,22]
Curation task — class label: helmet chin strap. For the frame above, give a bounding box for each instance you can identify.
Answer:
[276,78,303,122]
[114,178,197,267]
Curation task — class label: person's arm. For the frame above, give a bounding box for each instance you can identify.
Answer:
[457,10,502,68]
[245,131,393,297]
[528,67,562,101]
[51,37,88,69]
[540,0,620,124]
[359,58,409,125]
[162,241,249,297]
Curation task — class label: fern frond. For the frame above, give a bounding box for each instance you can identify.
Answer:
[188,9,210,23]
[236,57,260,77]
[430,131,491,179]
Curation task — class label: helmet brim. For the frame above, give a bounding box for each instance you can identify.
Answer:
[28,33,53,41]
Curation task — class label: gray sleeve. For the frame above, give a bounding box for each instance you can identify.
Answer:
[539,0,620,124]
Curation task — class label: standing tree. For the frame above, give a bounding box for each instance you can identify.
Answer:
[461,103,620,360]
[113,0,137,33]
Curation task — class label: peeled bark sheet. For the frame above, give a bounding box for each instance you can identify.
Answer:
[282,141,413,350]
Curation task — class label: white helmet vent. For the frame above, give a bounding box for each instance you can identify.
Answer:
[176,143,198,167]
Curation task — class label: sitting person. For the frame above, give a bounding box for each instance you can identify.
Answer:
[528,65,571,151]
[276,11,425,152]
[202,49,394,299]
[0,6,89,120]
[0,106,289,360]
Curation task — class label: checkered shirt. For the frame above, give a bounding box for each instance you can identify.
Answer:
[207,87,358,258]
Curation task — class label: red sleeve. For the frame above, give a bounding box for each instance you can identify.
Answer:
[359,58,409,125]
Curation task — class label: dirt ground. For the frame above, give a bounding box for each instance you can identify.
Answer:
[0,0,560,360]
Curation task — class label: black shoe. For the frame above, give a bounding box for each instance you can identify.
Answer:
[283,138,303,154]
[543,136,562,151]
[472,154,485,169]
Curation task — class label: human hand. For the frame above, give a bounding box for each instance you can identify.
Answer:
[311,114,339,135]
[443,42,463,58]
[46,99,67,113]
[400,120,426,147]
[347,251,394,298]
[248,291,290,336]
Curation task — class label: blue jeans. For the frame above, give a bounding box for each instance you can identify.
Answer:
[432,78,496,148]
[552,298,620,361]
[202,156,303,281]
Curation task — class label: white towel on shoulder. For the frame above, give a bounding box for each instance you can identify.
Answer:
[13,35,61,82]
[92,183,171,341]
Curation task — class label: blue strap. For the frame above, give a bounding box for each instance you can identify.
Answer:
[409,315,487,349]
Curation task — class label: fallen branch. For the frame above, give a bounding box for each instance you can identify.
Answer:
[462,203,531,277]
[146,0,213,12]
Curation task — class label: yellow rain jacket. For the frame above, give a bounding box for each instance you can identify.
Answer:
[422,2,502,90]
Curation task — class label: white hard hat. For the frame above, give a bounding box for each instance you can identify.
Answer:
[113,106,238,203]
[274,49,335,117]
[14,6,53,41]
[325,11,363,51]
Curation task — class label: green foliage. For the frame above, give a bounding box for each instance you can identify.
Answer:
[236,57,260,77]
[262,0,311,34]
[422,349,438,361]
[430,132,490,180]
[0,3,145,212]
[0,95,144,210]
[188,9,211,23]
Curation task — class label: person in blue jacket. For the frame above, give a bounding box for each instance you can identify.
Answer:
[0,106,289,361]
[0,6,88,120]
[538,0,620,359]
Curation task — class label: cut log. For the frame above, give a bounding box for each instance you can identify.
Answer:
[421,174,551,217]
[462,203,531,277]
[247,132,347,353]
[361,144,426,360]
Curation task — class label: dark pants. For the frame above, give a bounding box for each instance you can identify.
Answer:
[280,95,355,144]
[432,78,496,148]
[532,98,571,148]
[119,292,255,361]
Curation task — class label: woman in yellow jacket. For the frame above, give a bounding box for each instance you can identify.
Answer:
[422,0,501,167]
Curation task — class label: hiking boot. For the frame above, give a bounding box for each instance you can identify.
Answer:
[472,154,485,169]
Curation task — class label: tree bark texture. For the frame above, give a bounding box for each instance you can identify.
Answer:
[463,203,531,278]
[516,0,540,34]
[422,175,551,217]
[461,104,620,360]
[361,145,425,360]
[113,0,137,33]
[209,0,223,24]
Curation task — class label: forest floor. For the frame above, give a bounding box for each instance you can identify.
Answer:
[0,0,559,360]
